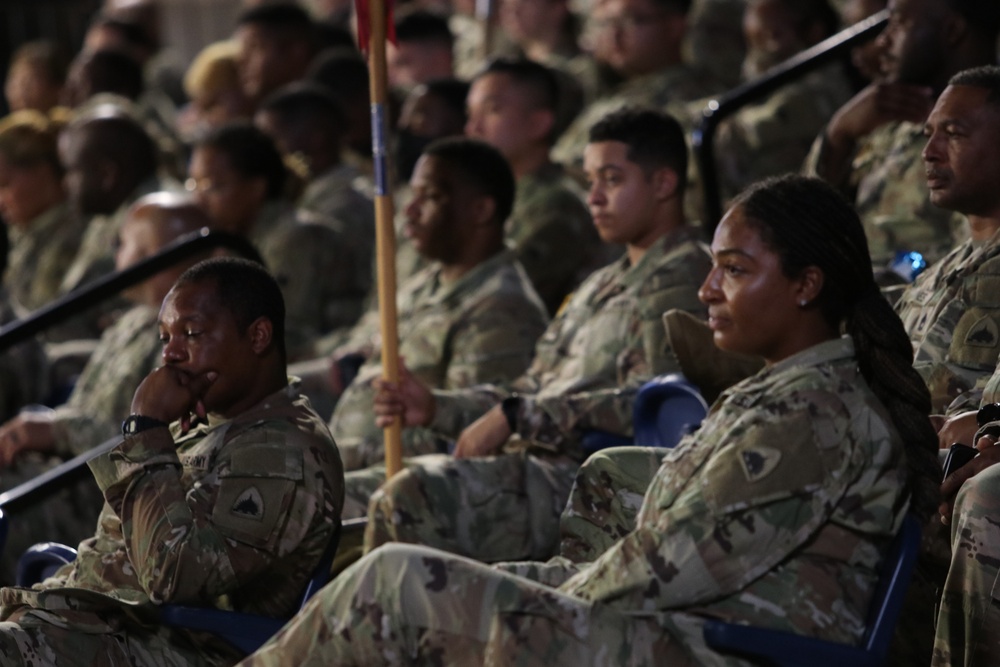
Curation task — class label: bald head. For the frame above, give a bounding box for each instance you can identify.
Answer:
[117,192,212,306]
[60,106,158,216]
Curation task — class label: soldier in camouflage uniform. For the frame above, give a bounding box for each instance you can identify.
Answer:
[893,68,1000,413]
[189,123,370,359]
[0,258,344,667]
[803,0,1000,265]
[0,111,85,317]
[327,139,548,487]
[232,175,940,667]
[0,194,212,584]
[707,0,853,205]
[254,83,375,290]
[552,0,725,168]
[466,58,609,314]
[360,109,710,563]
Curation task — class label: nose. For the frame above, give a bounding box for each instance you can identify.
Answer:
[922,128,944,164]
[161,336,187,364]
[464,114,481,139]
[404,193,421,222]
[698,266,722,305]
[587,182,606,208]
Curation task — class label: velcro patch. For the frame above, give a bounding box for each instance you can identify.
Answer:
[231,486,265,521]
[965,316,999,349]
[739,446,782,482]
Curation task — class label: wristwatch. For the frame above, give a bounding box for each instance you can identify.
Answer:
[122,414,168,437]
[501,395,521,432]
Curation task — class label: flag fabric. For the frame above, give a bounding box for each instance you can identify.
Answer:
[354,0,397,54]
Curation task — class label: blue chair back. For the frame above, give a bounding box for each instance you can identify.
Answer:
[633,373,708,449]
[702,514,922,667]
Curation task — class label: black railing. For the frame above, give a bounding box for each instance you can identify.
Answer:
[0,228,260,353]
[692,9,890,231]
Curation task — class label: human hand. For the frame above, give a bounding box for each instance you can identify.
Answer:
[939,432,1000,525]
[453,405,511,459]
[0,411,56,468]
[935,411,978,450]
[826,82,934,149]
[130,366,218,434]
[372,361,435,428]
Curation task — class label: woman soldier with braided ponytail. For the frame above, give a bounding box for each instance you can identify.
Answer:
[232,174,940,667]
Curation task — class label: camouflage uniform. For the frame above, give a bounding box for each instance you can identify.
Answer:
[804,120,968,265]
[552,64,725,168]
[0,291,47,423]
[507,161,607,314]
[685,0,747,90]
[55,176,168,341]
[0,382,343,667]
[5,202,85,317]
[362,227,710,562]
[895,228,1000,412]
[711,66,853,204]
[332,250,548,482]
[0,305,163,585]
[297,162,375,279]
[251,201,371,359]
[234,337,909,667]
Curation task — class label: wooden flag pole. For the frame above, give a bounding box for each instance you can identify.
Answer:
[364,0,403,478]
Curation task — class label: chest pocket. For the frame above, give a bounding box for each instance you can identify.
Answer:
[399,312,451,383]
[212,440,304,552]
[947,272,1000,370]
[575,299,634,380]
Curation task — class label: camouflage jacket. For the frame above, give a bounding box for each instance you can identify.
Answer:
[804,120,968,265]
[507,161,605,314]
[297,162,375,271]
[430,226,710,457]
[552,64,724,168]
[49,305,162,458]
[896,229,1000,412]
[331,251,549,470]
[558,337,907,645]
[5,202,84,316]
[0,383,343,637]
[251,201,371,359]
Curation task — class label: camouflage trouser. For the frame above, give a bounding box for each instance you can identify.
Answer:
[363,451,579,563]
[0,611,226,667]
[933,462,1000,665]
[0,453,105,586]
[235,542,746,667]
[559,446,664,563]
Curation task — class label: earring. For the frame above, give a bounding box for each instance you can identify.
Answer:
[799,300,808,307]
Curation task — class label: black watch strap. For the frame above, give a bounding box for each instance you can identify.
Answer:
[501,395,521,432]
[122,414,168,437]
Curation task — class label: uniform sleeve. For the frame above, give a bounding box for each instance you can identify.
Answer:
[510,279,694,451]
[559,399,857,610]
[89,424,335,606]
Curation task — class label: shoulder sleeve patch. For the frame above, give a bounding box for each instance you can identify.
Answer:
[701,413,826,516]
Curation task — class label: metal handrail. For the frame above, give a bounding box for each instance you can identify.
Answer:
[0,436,118,512]
[692,9,890,231]
[0,228,261,353]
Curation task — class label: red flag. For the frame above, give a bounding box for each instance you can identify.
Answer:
[355,0,397,54]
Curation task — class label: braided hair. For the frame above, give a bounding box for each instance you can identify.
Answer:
[732,174,940,523]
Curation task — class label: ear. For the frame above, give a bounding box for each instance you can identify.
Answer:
[650,166,680,201]
[795,266,825,306]
[527,108,555,145]
[247,316,274,354]
[99,159,119,193]
[942,12,970,47]
[248,176,269,205]
[471,194,497,227]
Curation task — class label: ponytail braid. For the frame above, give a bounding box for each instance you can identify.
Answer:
[735,175,941,523]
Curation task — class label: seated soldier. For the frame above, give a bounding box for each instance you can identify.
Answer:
[0,258,344,667]
[552,0,724,168]
[187,122,369,358]
[3,41,67,115]
[231,175,940,667]
[387,7,456,94]
[803,0,1000,265]
[893,67,1000,413]
[466,57,608,315]
[177,40,252,143]
[254,83,375,280]
[0,193,211,584]
[325,138,549,484]
[235,3,317,109]
[0,110,82,316]
[356,108,711,563]
[56,105,172,339]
